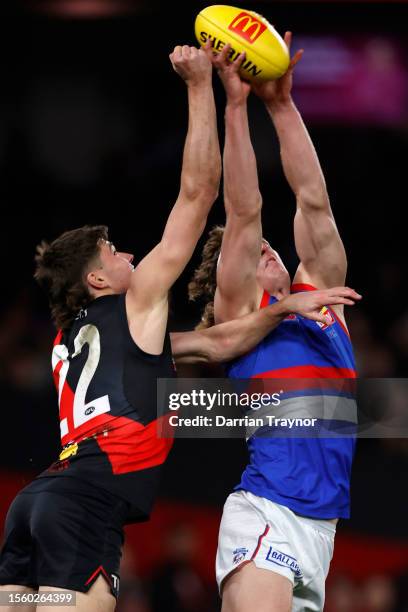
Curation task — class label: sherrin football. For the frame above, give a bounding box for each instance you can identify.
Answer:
[195,5,290,81]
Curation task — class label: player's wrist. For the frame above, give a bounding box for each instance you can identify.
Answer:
[267,298,291,320]
[186,77,213,91]
[225,100,248,115]
[266,97,295,115]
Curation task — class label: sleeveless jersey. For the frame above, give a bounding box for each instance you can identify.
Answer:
[226,283,357,520]
[37,294,175,523]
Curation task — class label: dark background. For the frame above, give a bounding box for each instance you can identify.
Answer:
[0,1,407,610]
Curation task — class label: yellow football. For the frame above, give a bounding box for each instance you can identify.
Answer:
[195,5,290,81]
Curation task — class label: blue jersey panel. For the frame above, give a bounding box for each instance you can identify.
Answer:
[227,284,357,519]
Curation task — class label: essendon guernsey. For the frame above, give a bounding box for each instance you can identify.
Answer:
[37,294,175,522]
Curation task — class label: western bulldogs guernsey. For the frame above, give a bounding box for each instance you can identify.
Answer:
[37,294,175,523]
[226,283,357,520]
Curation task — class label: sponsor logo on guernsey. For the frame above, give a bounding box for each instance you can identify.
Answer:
[59,442,78,461]
[316,306,335,330]
[233,547,249,565]
[228,12,267,43]
[265,546,303,578]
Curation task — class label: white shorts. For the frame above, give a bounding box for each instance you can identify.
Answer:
[216,491,336,612]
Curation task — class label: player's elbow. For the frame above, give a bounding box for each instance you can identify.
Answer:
[225,192,262,219]
[297,187,330,212]
[207,333,235,363]
[181,181,219,208]
[182,161,221,205]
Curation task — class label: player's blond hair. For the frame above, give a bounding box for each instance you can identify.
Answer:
[188,225,224,329]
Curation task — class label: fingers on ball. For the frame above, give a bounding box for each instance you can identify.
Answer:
[233,51,246,71]
[290,49,304,68]
[216,42,231,66]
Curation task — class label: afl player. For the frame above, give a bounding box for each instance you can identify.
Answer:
[201,38,357,612]
[0,43,221,612]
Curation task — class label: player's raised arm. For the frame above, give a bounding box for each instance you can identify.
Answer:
[126,44,221,354]
[171,287,361,364]
[252,32,347,290]
[212,45,263,324]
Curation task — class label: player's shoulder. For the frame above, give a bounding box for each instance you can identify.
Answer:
[68,295,125,334]
[84,294,123,316]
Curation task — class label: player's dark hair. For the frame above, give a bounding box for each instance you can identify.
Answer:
[188,225,224,330]
[34,225,109,330]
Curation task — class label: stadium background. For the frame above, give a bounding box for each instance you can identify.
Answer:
[0,0,407,610]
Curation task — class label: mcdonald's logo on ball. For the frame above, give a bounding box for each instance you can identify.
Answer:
[228,11,267,44]
[195,5,290,81]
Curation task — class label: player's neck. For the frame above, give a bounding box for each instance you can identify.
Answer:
[89,287,118,299]
[258,284,290,302]
[271,288,290,301]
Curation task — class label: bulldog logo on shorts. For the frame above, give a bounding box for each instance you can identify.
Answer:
[233,547,248,565]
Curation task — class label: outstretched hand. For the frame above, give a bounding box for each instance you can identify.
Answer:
[251,31,303,108]
[169,40,213,86]
[211,43,251,106]
[283,287,362,324]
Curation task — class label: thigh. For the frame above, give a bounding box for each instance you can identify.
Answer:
[38,577,115,612]
[291,523,335,612]
[0,489,38,590]
[28,478,127,598]
[222,562,292,612]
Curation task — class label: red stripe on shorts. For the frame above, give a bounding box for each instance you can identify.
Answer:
[251,524,270,560]
[85,565,111,587]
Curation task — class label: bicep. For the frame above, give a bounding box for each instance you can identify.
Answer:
[215,213,262,322]
[293,207,347,288]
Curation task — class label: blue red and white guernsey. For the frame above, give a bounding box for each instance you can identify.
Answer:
[226,283,357,520]
[36,294,175,523]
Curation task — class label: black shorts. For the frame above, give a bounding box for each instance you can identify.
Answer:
[0,476,129,599]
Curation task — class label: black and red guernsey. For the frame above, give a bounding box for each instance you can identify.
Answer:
[37,294,175,523]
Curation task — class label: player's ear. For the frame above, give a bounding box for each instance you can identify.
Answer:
[87,270,109,290]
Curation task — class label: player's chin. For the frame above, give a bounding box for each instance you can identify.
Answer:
[261,271,278,291]
[265,269,290,291]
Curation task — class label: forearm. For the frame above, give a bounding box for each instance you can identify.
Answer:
[224,103,262,217]
[207,299,290,362]
[180,84,221,204]
[267,99,329,210]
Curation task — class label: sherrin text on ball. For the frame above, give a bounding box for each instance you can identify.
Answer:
[195,5,290,81]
